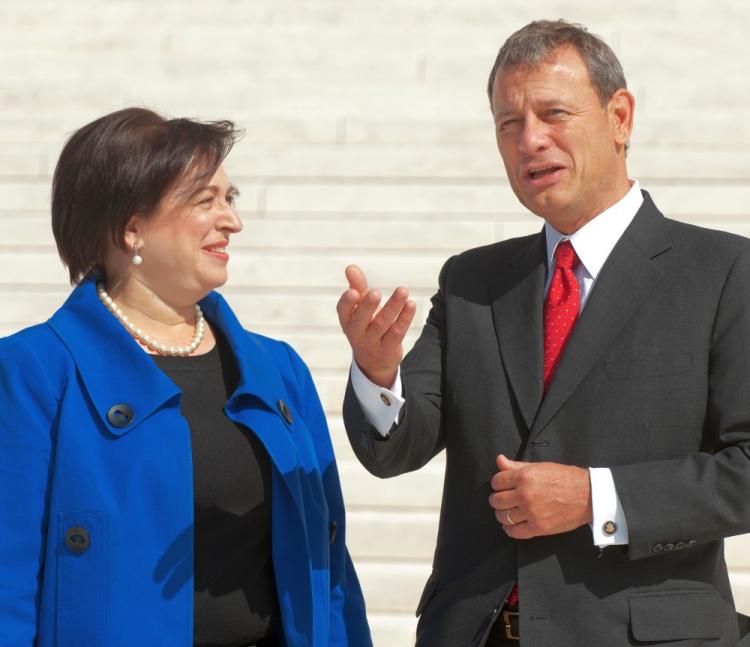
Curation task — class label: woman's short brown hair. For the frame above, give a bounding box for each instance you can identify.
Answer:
[51,107,240,284]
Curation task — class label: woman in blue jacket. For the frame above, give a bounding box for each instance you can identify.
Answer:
[0,107,372,647]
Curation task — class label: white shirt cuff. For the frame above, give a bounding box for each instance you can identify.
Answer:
[589,467,629,546]
[349,360,405,437]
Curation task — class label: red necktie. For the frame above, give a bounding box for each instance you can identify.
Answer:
[506,240,580,609]
[543,240,581,390]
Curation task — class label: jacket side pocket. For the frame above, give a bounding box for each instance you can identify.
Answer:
[629,589,721,641]
[57,510,106,647]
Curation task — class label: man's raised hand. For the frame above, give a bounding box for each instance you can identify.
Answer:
[337,264,416,388]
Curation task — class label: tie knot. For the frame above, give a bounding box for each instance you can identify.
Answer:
[554,240,578,270]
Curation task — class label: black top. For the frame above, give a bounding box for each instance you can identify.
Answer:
[153,333,279,646]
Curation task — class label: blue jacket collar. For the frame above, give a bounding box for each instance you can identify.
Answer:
[198,289,289,414]
[48,278,285,436]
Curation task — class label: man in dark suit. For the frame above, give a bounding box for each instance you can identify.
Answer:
[337,19,750,646]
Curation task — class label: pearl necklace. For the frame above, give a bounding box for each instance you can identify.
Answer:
[97,282,205,356]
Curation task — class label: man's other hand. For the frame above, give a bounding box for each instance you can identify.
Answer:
[489,454,593,539]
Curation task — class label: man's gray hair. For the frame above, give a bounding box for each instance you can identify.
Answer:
[487,20,627,106]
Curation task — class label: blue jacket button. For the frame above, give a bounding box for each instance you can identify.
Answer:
[277,400,293,425]
[65,526,90,554]
[107,404,134,428]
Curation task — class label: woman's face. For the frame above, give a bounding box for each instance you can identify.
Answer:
[127,164,243,302]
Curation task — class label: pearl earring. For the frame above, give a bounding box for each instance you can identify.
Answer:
[132,244,143,266]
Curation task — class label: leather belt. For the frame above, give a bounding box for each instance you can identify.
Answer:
[485,606,520,645]
[502,608,520,641]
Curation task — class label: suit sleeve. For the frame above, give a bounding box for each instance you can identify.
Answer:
[611,244,750,560]
[0,337,59,645]
[342,257,454,479]
[284,344,373,647]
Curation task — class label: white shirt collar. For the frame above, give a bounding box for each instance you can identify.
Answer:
[544,180,644,280]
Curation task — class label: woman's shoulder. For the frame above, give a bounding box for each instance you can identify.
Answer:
[207,292,317,399]
[0,322,72,373]
[0,321,65,358]
[207,291,308,372]
[0,322,73,391]
[241,328,309,378]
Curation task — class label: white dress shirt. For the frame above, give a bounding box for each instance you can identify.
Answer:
[350,180,644,547]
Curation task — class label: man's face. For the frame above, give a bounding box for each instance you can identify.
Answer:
[491,45,631,231]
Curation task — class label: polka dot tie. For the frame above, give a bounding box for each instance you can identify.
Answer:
[505,240,580,611]
[542,240,581,391]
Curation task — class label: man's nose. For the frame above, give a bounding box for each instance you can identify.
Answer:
[519,116,551,154]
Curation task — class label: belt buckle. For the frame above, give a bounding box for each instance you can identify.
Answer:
[502,608,520,641]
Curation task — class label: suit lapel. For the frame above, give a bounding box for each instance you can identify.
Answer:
[530,192,672,440]
[489,232,547,430]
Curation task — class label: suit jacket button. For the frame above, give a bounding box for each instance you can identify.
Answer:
[652,543,664,553]
[329,520,338,544]
[65,526,90,554]
[687,539,697,547]
[675,541,687,550]
[277,400,293,425]
[663,542,675,551]
[107,403,134,428]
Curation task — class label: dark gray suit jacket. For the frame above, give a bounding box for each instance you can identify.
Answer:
[344,193,750,646]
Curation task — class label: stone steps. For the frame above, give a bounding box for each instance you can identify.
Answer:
[3,112,750,147]
[4,142,750,179]
[2,1,750,642]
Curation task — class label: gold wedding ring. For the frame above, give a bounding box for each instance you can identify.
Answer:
[505,509,517,526]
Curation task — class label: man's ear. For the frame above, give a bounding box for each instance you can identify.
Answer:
[608,88,635,149]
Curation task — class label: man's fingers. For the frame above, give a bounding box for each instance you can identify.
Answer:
[488,490,519,511]
[379,299,417,351]
[376,286,410,323]
[494,507,526,527]
[336,288,362,328]
[337,270,414,382]
[497,453,526,471]
[338,265,369,333]
[346,289,382,339]
[364,287,409,339]
[345,264,368,294]
[502,521,534,540]
[490,469,516,492]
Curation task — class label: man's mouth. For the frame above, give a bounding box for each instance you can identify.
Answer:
[528,166,563,180]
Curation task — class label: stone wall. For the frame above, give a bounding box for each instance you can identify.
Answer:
[1,1,749,643]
